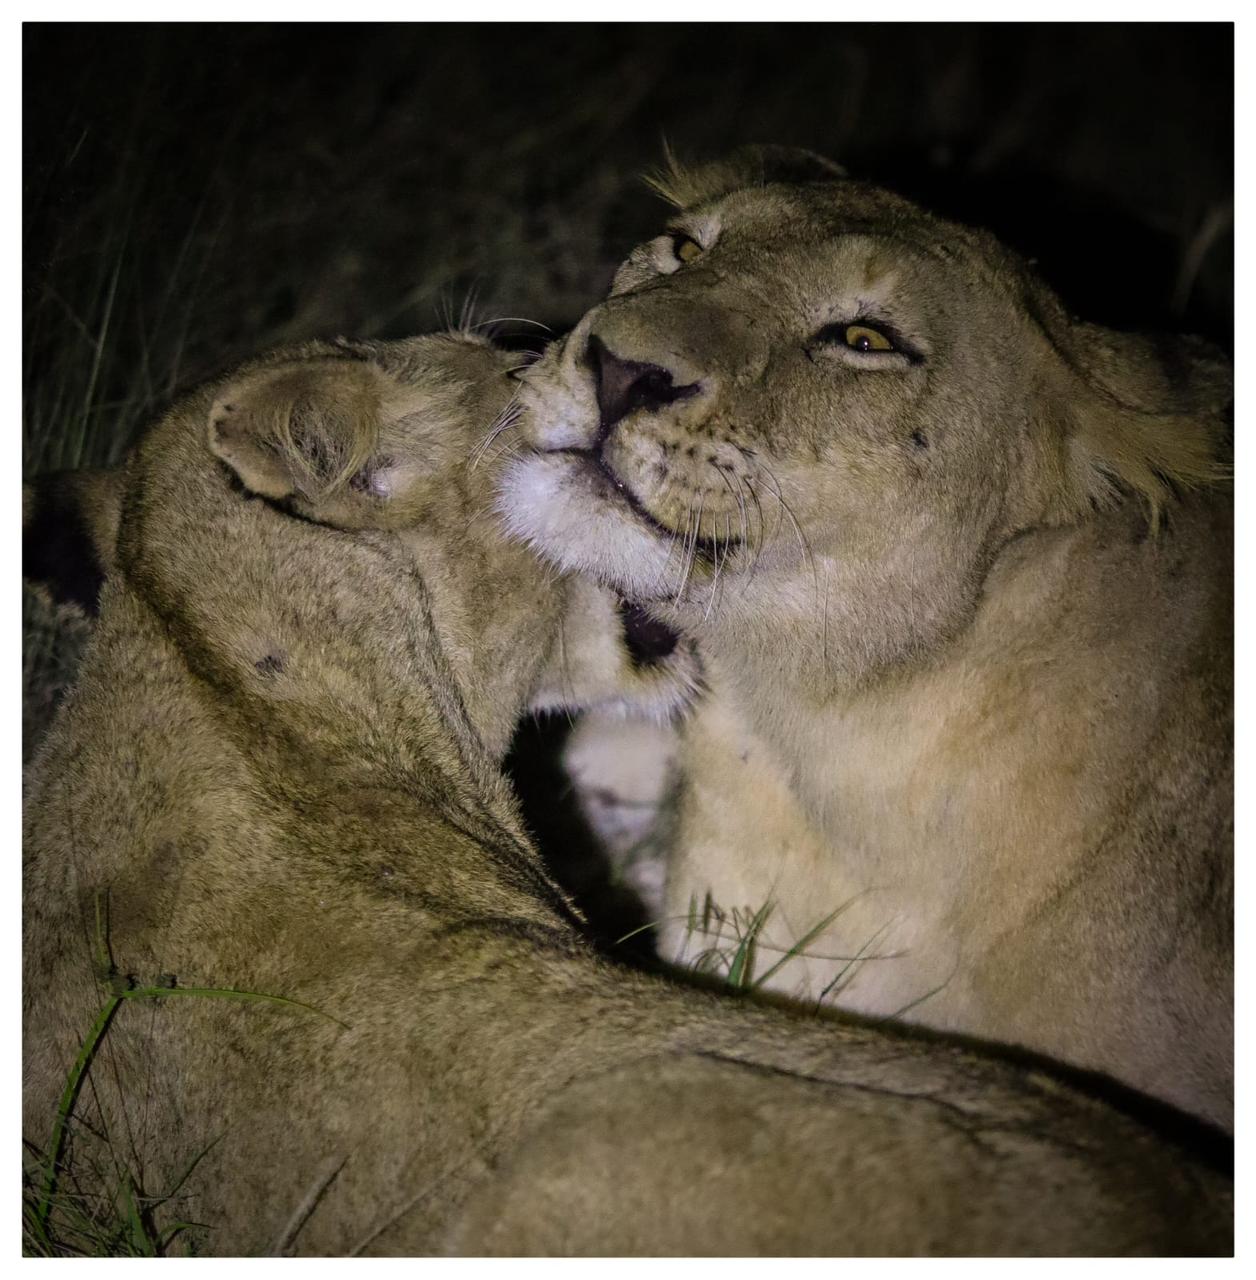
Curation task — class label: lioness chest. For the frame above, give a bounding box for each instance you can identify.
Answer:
[668,513,1223,1033]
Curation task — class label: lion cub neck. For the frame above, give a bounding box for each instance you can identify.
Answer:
[120,344,564,780]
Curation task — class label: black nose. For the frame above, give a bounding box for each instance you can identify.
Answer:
[586,335,699,440]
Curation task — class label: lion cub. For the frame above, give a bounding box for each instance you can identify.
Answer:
[500,147,1233,1132]
[25,333,1229,1255]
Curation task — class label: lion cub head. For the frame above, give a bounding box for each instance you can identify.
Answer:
[500,147,1229,681]
[205,334,512,530]
[25,333,699,759]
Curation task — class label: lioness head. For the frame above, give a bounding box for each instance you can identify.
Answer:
[500,147,1228,680]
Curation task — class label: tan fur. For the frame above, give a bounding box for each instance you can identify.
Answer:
[24,334,1231,1255]
[499,151,1233,1133]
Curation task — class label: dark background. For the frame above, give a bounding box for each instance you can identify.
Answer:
[24,23,1234,474]
[23,22,1234,937]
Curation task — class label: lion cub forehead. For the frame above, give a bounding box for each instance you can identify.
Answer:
[337,333,516,436]
[353,331,512,388]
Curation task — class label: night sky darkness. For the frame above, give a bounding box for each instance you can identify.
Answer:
[22,22,1234,941]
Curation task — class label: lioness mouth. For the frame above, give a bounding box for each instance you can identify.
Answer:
[559,446,744,564]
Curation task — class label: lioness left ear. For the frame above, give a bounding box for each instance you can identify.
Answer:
[647,143,847,209]
[1063,329,1228,525]
[208,357,387,504]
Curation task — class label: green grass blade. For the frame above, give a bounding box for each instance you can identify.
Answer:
[158,1221,203,1251]
[726,901,773,990]
[816,920,894,1006]
[119,984,352,1029]
[34,978,348,1244]
[120,1174,156,1256]
[879,974,955,1023]
[752,904,847,991]
[36,994,123,1231]
[612,914,695,948]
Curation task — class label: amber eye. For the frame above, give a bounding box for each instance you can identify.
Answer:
[844,324,895,353]
[672,233,703,265]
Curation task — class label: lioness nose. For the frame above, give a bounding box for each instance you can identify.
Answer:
[586,335,699,438]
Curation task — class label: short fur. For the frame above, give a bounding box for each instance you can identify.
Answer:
[23,333,1231,1255]
[499,148,1233,1132]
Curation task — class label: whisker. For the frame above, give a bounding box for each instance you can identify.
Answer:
[469,399,523,471]
[822,571,833,674]
[777,495,821,608]
[755,461,821,612]
[468,316,554,334]
[712,462,752,565]
[739,476,768,583]
[673,506,697,606]
[758,464,817,580]
[483,435,526,470]
[704,511,737,621]
[684,494,707,597]
[751,462,789,544]
[458,281,483,335]
[733,472,750,552]
[703,516,724,620]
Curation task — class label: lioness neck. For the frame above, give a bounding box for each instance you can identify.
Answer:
[673,499,1227,908]
[128,433,562,782]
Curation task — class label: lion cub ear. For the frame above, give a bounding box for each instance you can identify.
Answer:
[208,358,388,505]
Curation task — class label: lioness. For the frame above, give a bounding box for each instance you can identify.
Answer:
[499,147,1233,1133]
[23,333,1230,1255]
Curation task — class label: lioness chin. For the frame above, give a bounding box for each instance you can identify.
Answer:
[499,146,1233,1133]
[24,332,1230,1256]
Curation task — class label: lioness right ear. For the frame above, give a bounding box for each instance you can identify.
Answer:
[208,358,386,503]
[1018,278,1231,528]
[23,468,126,618]
[647,143,847,209]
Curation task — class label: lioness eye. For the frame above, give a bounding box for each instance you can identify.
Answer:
[672,233,703,265]
[843,324,895,353]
